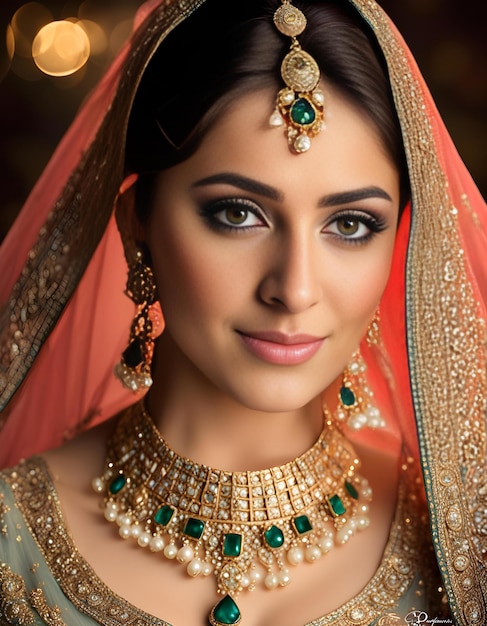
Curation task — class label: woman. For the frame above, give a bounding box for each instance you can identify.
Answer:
[0,1,485,625]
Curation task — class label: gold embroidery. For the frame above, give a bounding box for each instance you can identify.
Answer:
[30,588,66,626]
[347,2,487,625]
[0,493,9,537]
[377,615,406,626]
[0,563,36,625]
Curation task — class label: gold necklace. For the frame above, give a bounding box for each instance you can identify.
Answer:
[92,401,372,626]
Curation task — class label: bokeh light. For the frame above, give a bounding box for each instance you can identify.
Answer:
[6,25,15,61]
[32,20,90,77]
[0,25,16,83]
[78,19,108,56]
[11,3,53,58]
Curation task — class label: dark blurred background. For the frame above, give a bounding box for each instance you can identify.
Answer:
[1,0,486,242]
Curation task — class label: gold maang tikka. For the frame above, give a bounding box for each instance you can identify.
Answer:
[269,0,325,153]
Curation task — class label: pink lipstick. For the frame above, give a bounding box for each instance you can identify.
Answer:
[237,331,324,365]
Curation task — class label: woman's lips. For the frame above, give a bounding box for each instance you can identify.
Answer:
[237,331,325,365]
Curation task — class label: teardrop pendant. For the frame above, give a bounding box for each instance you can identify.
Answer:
[209,595,241,626]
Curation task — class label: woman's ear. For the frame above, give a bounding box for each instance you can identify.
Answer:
[115,174,147,260]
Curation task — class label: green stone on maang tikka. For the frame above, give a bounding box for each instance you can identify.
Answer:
[183,517,205,540]
[223,533,242,557]
[345,481,359,500]
[264,525,284,549]
[328,494,346,517]
[210,594,241,626]
[290,97,316,126]
[154,505,174,526]
[340,386,356,407]
[109,474,126,495]
[293,514,313,535]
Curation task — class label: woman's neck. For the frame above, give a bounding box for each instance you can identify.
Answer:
[146,392,324,472]
[145,337,337,472]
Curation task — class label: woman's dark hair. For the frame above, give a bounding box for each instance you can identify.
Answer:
[125,0,409,217]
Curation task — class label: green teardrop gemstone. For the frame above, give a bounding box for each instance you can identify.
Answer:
[345,481,359,500]
[264,525,284,549]
[290,98,316,126]
[210,595,241,625]
[329,494,346,517]
[340,386,356,407]
[109,474,126,495]
[154,505,174,526]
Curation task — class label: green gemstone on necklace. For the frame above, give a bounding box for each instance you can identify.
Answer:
[293,514,313,535]
[328,494,346,517]
[264,525,284,549]
[210,595,241,626]
[345,481,359,500]
[223,533,242,557]
[290,97,316,126]
[183,517,205,540]
[340,386,356,407]
[109,474,126,495]
[154,505,174,526]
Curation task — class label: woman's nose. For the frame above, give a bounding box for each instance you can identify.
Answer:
[258,232,322,314]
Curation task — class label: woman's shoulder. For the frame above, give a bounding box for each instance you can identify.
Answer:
[0,416,114,505]
[0,416,115,565]
[41,417,115,487]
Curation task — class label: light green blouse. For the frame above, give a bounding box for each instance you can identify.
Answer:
[0,458,451,626]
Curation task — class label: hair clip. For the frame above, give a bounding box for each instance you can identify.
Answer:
[269,0,325,153]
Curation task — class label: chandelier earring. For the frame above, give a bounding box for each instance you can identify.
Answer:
[335,348,385,431]
[114,248,158,392]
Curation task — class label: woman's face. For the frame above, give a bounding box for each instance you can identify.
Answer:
[144,87,400,412]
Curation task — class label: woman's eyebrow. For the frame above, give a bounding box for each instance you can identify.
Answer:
[319,186,393,206]
[193,173,283,201]
[193,175,392,207]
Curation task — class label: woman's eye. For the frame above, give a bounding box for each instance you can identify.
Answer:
[216,207,263,227]
[334,217,363,237]
[200,198,267,231]
[324,212,385,242]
